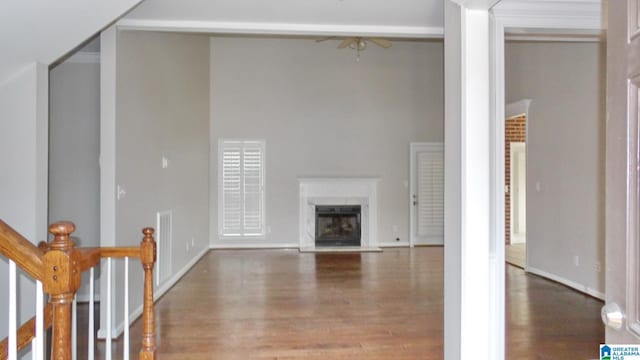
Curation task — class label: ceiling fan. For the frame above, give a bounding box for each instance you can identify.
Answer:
[316,37,392,60]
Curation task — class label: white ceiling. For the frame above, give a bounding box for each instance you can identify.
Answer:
[0,0,142,86]
[123,0,445,37]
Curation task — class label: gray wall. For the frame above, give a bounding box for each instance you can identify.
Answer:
[0,64,47,343]
[209,37,444,247]
[49,59,101,299]
[505,41,606,295]
[110,31,210,330]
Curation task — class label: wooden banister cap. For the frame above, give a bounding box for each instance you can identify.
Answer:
[143,228,154,236]
[48,221,76,250]
[48,221,76,236]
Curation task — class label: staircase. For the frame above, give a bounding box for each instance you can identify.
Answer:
[0,219,156,360]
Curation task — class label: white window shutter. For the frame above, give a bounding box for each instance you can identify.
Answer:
[242,142,264,235]
[417,149,444,238]
[219,140,265,237]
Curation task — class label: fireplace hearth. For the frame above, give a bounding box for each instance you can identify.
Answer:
[315,205,361,247]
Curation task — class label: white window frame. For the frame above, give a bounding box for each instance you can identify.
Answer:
[218,139,266,239]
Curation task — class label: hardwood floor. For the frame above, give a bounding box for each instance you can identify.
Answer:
[506,243,526,269]
[77,248,603,359]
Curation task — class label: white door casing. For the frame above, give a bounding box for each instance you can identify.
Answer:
[410,142,444,246]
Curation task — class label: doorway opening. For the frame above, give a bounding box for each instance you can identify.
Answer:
[505,113,526,269]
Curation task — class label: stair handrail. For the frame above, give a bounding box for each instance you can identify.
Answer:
[0,219,44,281]
[0,220,157,360]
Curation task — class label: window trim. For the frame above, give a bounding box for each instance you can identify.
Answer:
[217,139,266,239]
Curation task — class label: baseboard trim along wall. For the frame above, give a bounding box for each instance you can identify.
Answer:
[379,242,411,248]
[98,246,209,339]
[210,243,299,249]
[526,266,605,301]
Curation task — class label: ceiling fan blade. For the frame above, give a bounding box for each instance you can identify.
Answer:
[369,38,392,48]
[338,38,357,49]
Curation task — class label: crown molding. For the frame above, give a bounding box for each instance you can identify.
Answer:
[492,0,604,30]
[116,19,444,39]
[66,51,100,64]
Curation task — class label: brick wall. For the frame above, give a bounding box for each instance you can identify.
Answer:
[505,115,526,245]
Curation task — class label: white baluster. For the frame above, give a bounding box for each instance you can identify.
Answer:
[106,258,112,360]
[32,281,44,360]
[88,267,95,360]
[123,257,130,360]
[72,294,77,360]
[9,260,17,360]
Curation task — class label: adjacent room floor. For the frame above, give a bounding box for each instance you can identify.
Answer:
[506,243,526,269]
[80,247,604,359]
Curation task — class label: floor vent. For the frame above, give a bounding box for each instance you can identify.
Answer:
[156,210,172,286]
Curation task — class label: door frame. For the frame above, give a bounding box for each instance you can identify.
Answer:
[509,141,526,244]
[489,4,602,358]
[409,142,444,247]
[505,101,530,250]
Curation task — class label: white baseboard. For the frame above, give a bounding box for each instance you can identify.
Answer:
[526,266,605,300]
[97,246,209,339]
[379,242,410,248]
[209,243,298,249]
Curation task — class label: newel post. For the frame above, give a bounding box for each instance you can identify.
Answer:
[139,228,157,360]
[43,221,81,360]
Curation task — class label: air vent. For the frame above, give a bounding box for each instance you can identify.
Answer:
[156,211,172,286]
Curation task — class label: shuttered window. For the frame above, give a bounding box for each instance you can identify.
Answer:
[218,140,265,237]
[417,145,444,239]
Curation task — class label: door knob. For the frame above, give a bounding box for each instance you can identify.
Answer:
[412,194,417,206]
[601,302,624,330]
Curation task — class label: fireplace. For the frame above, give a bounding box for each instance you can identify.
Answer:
[315,205,361,247]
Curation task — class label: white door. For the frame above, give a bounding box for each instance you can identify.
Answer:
[410,143,444,246]
[510,142,526,244]
[602,0,640,344]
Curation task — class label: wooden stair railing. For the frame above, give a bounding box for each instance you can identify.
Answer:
[0,220,157,360]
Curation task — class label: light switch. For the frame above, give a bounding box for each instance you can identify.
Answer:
[162,156,169,169]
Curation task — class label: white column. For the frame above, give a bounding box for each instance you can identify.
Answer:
[444,1,495,359]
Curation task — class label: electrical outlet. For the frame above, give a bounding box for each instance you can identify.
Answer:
[191,237,195,246]
[574,255,580,267]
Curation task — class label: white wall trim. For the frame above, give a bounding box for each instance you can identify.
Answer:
[98,247,209,339]
[117,19,444,38]
[489,12,506,360]
[209,243,298,249]
[99,25,118,337]
[444,3,493,359]
[379,242,411,248]
[506,99,532,120]
[527,266,605,300]
[505,34,602,42]
[492,0,604,31]
[67,51,100,64]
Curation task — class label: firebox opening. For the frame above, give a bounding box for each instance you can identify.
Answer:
[315,205,361,247]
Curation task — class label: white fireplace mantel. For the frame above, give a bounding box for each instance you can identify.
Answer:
[298,177,380,250]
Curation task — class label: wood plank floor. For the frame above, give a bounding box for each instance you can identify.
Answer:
[506,243,526,269]
[78,248,604,359]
